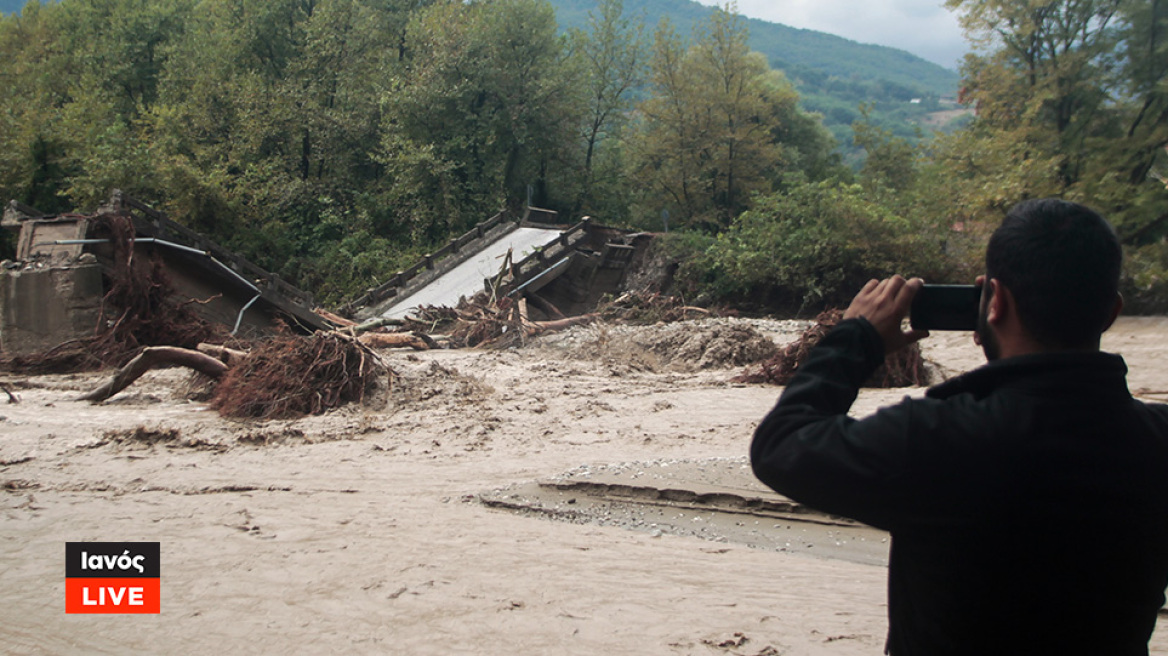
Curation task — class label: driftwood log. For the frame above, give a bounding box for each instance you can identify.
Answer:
[525,292,566,320]
[78,346,229,403]
[359,332,431,350]
[352,317,406,333]
[197,343,249,366]
[529,313,599,333]
[315,309,356,328]
[71,301,595,404]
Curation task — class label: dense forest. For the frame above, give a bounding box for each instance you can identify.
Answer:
[1,0,1166,313]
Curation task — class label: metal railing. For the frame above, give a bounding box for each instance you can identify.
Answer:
[112,193,316,308]
[489,218,592,296]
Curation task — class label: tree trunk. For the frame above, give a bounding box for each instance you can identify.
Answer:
[358,333,431,350]
[78,347,229,403]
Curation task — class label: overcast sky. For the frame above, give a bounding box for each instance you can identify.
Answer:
[694,0,971,71]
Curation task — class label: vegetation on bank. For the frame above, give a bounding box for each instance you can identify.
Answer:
[0,0,1165,313]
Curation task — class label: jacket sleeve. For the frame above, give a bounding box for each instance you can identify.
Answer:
[750,318,916,530]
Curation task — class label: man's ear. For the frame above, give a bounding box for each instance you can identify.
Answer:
[1102,294,1124,333]
[986,279,1009,325]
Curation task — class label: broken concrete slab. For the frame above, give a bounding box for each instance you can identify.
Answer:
[0,261,103,355]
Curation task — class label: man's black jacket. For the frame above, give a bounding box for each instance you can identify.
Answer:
[751,318,1168,655]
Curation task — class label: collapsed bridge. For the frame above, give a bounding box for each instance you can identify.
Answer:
[342,207,652,323]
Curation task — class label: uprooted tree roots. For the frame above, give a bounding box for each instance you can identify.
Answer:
[401,297,517,348]
[88,212,227,358]
[210,334,389,419]
[3,212,395,418]
[76,333,392,419]
[734,309,930,388]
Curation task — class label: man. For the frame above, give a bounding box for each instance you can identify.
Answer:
[751,199,1168,655]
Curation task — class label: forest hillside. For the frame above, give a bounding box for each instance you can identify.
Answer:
[4,0,959,149]
[1,0,1164,314]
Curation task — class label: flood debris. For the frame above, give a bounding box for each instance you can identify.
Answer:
[5,193,920,422]
[5,204,395,418]
[372,289,719,353]
[99,426,183,447]
[71,332,391,419]
[3,192,333,371]
[597,291,716,325]
[397,294,599,349]
[209,333,389,420]
[76,346,230,403]
[358,332,432,351]
[733,309,930,388]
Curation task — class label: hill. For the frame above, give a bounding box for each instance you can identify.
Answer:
[550,0,964,151]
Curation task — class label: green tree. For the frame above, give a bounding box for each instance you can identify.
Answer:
[1075,0,1168,242]
[568,0,645,218]
[947,0,1121,184]
[627,5,835,232]
[853,104,918,197]
[0,1,74,212]
[939,0,1167,239]
[0,0,194,210]
[150,0,413,269]
[379,0,582,240]
[57,0,196,205]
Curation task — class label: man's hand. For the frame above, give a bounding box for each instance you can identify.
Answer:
[843,275,929,354]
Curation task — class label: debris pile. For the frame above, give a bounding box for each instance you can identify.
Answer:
[401,294,598,349]
[387,291,715,351]
[88,213,226,355]
[210,334,387,419]
[733,309,929,388]
[597,291,715,324]
[67,333,391,419]
[664,323,777,369]
[532,318,782,373]
[445,296,528,348]
[4,211,394,419]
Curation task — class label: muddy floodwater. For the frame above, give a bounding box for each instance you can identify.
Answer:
[4,316,1168,655]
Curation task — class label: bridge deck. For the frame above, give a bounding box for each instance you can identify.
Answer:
[380,226,566,319]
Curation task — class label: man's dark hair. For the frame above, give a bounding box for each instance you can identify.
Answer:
[986,198,1122,349]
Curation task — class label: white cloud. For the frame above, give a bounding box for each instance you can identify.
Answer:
[696,0,970,70]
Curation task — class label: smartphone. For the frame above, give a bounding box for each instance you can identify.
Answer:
[910,284,981,331]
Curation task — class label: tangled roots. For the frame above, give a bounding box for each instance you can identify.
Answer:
[210,333,388,419]
[734,309,929,388]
